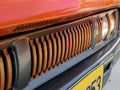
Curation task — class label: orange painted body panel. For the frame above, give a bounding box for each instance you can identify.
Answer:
[0,0,120,36]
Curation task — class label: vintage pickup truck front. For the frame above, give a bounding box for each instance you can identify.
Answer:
[0,0,120,90]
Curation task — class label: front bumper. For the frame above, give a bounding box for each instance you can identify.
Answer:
[31,37,120,90]
[103,37,120,86]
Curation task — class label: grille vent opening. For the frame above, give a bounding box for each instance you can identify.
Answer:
[14,17,62,32]
[29,21,92,80]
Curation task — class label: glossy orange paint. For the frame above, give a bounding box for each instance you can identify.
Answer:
[0,0,120,36]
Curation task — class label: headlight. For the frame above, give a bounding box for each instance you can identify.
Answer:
[90,9,118,48]
[101,16,109,40]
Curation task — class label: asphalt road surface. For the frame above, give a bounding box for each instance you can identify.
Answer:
[103,59,120,90]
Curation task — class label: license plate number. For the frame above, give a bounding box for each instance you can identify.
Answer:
[70,65,104,90]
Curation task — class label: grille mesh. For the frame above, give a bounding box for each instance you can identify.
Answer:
[30,21,92,79]
[0,49,12,90]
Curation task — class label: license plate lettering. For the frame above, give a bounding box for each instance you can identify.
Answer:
[71,65,103,90]
[86,76,102,90]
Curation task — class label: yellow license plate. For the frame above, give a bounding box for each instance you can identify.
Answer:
[70,65,104,90]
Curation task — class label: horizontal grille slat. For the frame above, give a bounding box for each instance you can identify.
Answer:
[30,21,92,79]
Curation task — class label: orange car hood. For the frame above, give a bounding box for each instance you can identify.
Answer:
[0,0,120,36]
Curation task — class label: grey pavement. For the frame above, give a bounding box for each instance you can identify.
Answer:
[103,59,120,90]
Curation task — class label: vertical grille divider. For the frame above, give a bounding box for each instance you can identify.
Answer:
[40,37,48,73]
[55,32,62,65]
[30,40,37,79]
[51,33,57,68]
[80,24,84,52]
[71,27,76,57]
[2,49,12,90]
[0,49,13,90]
[88,22,92,48]
[46,35,53,70]
[85,22,89,50]
[59,31,65,64]
[74,26,79,55]
[64,30,69,61]
[67,29,73,59]
[76,25,82,53]
[0,56,5,90]
[35,38,43,76]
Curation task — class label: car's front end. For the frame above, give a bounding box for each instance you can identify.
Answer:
[0,0,120,90]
